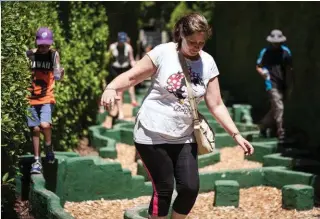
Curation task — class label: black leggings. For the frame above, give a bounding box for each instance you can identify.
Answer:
[135,142,199,217]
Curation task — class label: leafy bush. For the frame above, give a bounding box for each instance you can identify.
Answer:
[166,2,193,31]
[1,0,109,197]
[166,2,215,32]
[1,2,64,216]
[1,0,63,181]
[52,2,109,150]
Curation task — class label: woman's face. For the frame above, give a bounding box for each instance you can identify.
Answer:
[181,32,206,57]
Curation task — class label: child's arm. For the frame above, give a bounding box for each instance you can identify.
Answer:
[53,51,65,80]
[26,48,37,60]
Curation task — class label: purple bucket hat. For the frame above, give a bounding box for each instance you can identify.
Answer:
[36,27,53,45]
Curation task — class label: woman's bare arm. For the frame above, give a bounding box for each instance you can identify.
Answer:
[204,77,240,136]
[204,76,254,155]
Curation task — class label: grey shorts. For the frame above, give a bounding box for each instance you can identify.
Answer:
[27,104,54,127]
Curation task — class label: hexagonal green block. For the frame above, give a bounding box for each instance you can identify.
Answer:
[214,180,239,207]
[282,184,314,210]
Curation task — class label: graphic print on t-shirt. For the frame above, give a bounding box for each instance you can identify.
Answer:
[165,66,205,108]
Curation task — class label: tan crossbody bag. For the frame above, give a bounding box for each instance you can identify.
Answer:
[178,52,216,155]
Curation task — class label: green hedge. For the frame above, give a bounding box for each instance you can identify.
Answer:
[1,1,109,189]
[1,1,63,181]
[52,2,109,150]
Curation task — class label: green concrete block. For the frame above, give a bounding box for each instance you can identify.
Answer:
[310,175,320,206]
[263,153,293,168]
[102,129,121,142]
[123,92,131,103]
[235,123,259,132]
[199,167,266,192]
[121,128,134,145]
[232,104,252,123]
[138,151,221,182]
[114,119,133,126]
[136,87,148,95]
[246,142,277,163]
[99,147,117,158]
[89,131,117,158]
[214,180,239,207]
[115,122,135,130]
[124,191,177,219]
[58,157,152,202]
[252,136,278,142]
[198,150,220,168]
[96,111,108,125]
[124,204,149,219]
[215,133,235,148]
[132,107,140,117]
[215,126,226,133]
[282,184,314,210]
[54,152,79,158]
[89,125,119,158]
[198,105,209,114]
[29,175,74,219]
[227,107,234,119]
[201,112,213,120]
[215,131,259,149]
[264,168,315,189]
[89,125,111,150]
[263,153,320,171]
[137,159,149,181]
[198,100,207,107]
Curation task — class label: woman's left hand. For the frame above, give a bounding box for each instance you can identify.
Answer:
[233,134,254,156]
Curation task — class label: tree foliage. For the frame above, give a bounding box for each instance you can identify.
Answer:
[1,1,109,185]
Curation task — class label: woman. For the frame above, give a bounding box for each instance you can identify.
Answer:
[101,13,254,219]
[108,32,138,118]
[101,32,138,128]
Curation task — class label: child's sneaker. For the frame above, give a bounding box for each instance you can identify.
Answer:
[45,144,55,164]
[46,150,55,164]
[30,160,42,174]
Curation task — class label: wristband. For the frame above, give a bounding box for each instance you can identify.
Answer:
[232,132,240,138]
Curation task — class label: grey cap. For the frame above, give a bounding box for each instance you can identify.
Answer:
[266,29,286,43]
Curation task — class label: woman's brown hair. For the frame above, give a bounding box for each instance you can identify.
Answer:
[173,12,212,49]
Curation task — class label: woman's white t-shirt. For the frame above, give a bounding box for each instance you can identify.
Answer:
[134,42,220,144]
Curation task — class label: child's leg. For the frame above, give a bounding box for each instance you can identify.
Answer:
[117,91,125,119]
[27,106,41,160]
[40,104,54,146]
[40,104,55,163]
[27,105,43,174]
[129,86,138,106]
[102,104,118,129]
[31,126,41,158]
[41,122,52,146]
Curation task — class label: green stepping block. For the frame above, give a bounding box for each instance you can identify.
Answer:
[132,106,140,116]
[282,184,314,210]
[214,180,239,207]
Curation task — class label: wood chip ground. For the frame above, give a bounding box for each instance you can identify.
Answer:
[67,104,319,218]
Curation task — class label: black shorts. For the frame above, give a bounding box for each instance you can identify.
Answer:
[106,65,131,83]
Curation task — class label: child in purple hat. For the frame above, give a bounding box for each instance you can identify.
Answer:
[26,27,64,174]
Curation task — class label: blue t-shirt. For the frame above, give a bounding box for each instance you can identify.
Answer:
[256,45,292,91]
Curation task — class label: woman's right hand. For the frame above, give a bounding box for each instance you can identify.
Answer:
[100,88,120,111]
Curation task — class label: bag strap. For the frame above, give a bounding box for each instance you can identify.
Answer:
[178,52,200,128]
